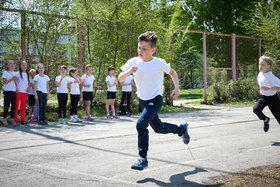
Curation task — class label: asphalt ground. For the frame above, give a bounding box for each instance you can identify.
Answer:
[0,106,279,186]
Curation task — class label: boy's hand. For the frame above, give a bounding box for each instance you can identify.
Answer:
[35,95,38,101]
[12,76,17,81]
[129,66,138,73]
[170,89,180,98]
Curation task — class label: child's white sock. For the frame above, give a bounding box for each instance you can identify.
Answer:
[74,115,78,118]
[113,113,115,116]
[70,115,74,120]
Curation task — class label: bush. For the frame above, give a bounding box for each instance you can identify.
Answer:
[207,77,259,103]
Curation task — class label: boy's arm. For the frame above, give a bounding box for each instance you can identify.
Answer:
[46,81,50,100]
[261,86,280,91]
[56,76,64,87]
[34,80,38,100]
[168,69,180,98]
[118,66,137,82]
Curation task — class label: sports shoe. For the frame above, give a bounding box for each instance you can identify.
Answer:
[85,116,94,121]
[263,117,270,132]
[58,118,63,124]
[1,118,9,126]
[117,111,122,116]
[180,123,190,144]
[9,119,18,126]
[43,120,48,125]
[131,158,148,170]
[64,118,69,124]
[38,121,44,125]
[126,112,131,117]
[113,115,119,119]
[107,115,113,119]
[75,117,82,123]
[21,121,28,126]
[28,115,32,120]
[29,117,37,122]
[71,118,78,123]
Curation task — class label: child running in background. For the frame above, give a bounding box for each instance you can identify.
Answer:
[14,60,30,125]
[28,69,36,120]
[34,63,50,125]
[68,68,83,123]
[253,56,280,132]
[105,66,119,119]
[1,60,17,126]
[117,74,134,117]
[81,64,97,121]
[56,65,70,124]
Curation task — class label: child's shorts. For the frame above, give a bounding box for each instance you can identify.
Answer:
[83,91,93,102]
[107,91,116,99]
[28,94,35,106]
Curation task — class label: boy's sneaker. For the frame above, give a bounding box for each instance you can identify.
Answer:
[38,121,44,125]
[263,117,270,132]
[131,158,148,170]
[1,119,9,126]
[180,123,190,144]
[9,119,18,126]
[21,121,28,126]
[117,111,121,116]
[107,115,113,119]
[113,115,119,119]
[75,117,82,123]
[63,118,69,124]
[126,112,131,117]
[71,118,78,123]
[29,117,37,122]
[85,116,94,121]
[43,120,48,125]
[28,115,32,120]
[58,118,63,124]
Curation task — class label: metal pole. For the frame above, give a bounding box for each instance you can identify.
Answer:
[232,33,237,81]
[203,32,207,103]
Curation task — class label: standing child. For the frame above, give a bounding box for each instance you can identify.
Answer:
[118,31,190,170]
[1,60,17,126]
[28,69,36,120]
[253,56,280,132]
[14,60,30,125]
[105,66,119,119]
[117,74,134,116]
[56,65,70,124]
[68,68,83,123]
[81,64,97,121]
[34,63,50,125]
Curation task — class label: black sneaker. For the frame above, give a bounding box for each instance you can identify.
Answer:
[180,123,190,144]
[21,121,28,126]
[126,112,131,117]
[263,117,270,132]
[131,158,148,170]
[117,111,122,116]
[38,121,44,125]
[43,120,48,125]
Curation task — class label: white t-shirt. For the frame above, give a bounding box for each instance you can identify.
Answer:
[106,75,117,92]
[28,77,35,95]
[258,71,280,96]
[2,70,17,91]
[81,74,95,92]
[55,75,70,94]
[69,77,80,95]
[34,74,50,94]
[17,72,29,93]
[121,57,171,100]
[121,75,133,92]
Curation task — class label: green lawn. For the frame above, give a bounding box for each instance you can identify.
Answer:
[176,88,204,100]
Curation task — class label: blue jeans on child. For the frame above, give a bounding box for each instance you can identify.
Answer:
[37,91,48,122]
[137,95,181,159]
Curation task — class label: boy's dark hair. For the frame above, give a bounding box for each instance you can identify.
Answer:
[107,66,115,74]
[138,31,157,48]
[69,68,77,78]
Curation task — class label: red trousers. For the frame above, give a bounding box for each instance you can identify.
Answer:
[14,92,28,121]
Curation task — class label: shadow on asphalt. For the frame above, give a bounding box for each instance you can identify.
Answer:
[137,167,208,186]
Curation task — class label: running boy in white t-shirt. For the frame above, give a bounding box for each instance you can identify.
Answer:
[55,65,70,124]
[117,75,134,116]
[1,60,17,126]
[253,56,280,132]
[118,31,190,170]
[81,64,97,121]
[105,66,119,119]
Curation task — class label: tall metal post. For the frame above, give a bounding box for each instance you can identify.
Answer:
[232,33,237,81]
[203,32,207,103]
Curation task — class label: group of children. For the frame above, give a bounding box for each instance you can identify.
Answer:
[1,61,134,126]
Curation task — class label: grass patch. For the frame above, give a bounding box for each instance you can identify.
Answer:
[160,105,198,113]
[205,165,280,187]
[176,88,204,100]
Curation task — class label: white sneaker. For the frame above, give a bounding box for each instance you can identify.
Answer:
[71,118,77,123]
[75,117,82,123]
[9,119,18,126]
[1,118,9,126]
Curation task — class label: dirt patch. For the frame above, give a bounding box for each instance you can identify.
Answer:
[204,165,280,187]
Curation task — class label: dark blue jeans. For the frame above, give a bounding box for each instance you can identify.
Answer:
[3,91,16,119]
[37,91,48,121]
[137,95,181,159]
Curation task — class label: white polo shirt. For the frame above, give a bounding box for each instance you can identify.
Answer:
[55,75,70,94]
[258,71,280,96]
[120,57,171,100]
[81,74,95,92]
[106,75,117,92]
[2,70,17,92]
[34,74,50,94]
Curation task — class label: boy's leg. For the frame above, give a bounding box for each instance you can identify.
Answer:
[119,92,126,111]
[14,92,21,121]
[3,91,11,119]
[111,99,115,115]
[62,94,68,119]
[42,93,48,121]
[267,94,280,124]
[126,92,132,112]
[57,93,63,119]
[37,92,43,121]
[10,91,16,119]
[70,94,74,116]
[106,100,110,115]
[85,101,91,116]
[253,97,267,120]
